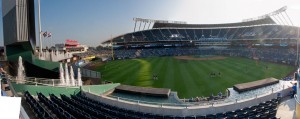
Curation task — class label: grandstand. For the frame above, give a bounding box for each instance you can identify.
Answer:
[104,22,298,49]
[103,7,298,52]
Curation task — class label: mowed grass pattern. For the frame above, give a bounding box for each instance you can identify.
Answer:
[96,56,295,98]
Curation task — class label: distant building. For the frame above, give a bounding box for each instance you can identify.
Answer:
[55,39,88,53]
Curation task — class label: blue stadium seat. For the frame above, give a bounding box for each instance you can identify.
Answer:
[225,111,238,118]
[174,116,185,119]
[195,115,205,119]
[205,114,216,119]
[185,116,196,119]
[25,92,284,119]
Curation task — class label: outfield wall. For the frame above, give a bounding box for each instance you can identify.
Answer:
[81,68,101,79]
[82,87,290,116]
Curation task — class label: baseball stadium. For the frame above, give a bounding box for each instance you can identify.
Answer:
[1,1,300,119]
[96,7,299,98]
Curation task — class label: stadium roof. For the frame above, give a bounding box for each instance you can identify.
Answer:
[152,17,276,29]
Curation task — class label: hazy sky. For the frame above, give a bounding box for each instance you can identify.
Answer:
[0,0,300,47]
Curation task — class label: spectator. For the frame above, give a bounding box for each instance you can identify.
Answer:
[290,82,297,98]
[218,92,222,97]
[0,64,6,74]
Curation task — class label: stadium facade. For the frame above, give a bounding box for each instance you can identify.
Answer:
[2,0,59,78]
[2,0,36,61]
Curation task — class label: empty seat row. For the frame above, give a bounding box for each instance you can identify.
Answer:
[24,91,54,119]
[49,94,97,119]
[60,94,111,119]
[27,91,280,119]
[37,92,76,119]
[74,94,280,119]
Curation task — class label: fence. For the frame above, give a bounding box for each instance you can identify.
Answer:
[81,68,101,79]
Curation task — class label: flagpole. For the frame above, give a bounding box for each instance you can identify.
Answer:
[38,0,43,57]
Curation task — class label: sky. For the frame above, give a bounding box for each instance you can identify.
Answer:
[0,0,300,47]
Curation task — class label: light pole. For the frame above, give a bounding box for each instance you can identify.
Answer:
[297,26,300,66]
[38,0,43,57]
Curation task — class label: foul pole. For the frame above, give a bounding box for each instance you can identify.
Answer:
[297,26,300,66]
[111,35,114,60]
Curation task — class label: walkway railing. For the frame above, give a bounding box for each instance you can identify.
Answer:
[83,88,286,116]
[96,81,290,108]
[12,77,81,87]
[107,95,195,107]
[100,87,287,108]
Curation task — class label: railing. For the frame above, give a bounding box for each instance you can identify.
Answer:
[83,88,286,116]
[12,77,81,87]
[98,81,290,108]
[103,88,284,108]
[107,95,196,107]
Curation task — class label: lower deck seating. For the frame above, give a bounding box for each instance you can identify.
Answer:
[24,91,280,119]
[24,91,54,119]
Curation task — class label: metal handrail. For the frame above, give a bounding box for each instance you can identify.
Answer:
[106,94,196,107]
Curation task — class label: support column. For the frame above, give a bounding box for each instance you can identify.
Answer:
[143,21,147,30]
[133,20,137,32]
[284,11,294,26]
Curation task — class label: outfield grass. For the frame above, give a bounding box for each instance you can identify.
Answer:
[96,56,295,98]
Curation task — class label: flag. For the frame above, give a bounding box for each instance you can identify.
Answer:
[42,31,48,37]
[47,32,52,37]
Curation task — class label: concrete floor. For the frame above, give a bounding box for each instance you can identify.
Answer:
[276,97,296,119]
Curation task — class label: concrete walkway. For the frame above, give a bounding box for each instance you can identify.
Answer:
[276,97,296,119]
